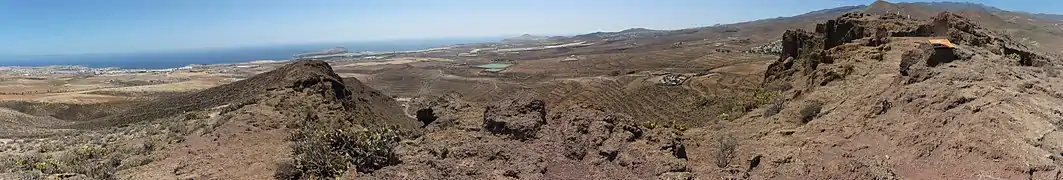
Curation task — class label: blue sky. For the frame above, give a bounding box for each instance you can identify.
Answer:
[1,0,1059,55]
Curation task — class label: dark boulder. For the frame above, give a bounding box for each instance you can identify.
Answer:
[483,96,547,140]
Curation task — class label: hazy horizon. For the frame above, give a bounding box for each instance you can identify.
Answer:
[3,0,1062,56]
[0,36,507,68]
[0,35,510,57]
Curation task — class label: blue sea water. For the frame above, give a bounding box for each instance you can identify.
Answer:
[0,37,501,69]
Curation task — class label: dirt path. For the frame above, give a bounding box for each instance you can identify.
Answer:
[402,104,416,119]
[395,97,416,119]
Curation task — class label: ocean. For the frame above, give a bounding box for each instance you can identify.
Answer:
[0,37,501,69]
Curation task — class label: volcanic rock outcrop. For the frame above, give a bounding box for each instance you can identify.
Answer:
[365,95,691,179]
[79,60,413,129]
[701,11,1063,179]
[107,60,419,179]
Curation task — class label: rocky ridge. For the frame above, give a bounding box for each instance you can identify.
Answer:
[115,60,418,179]
[686,11,1063,179]
[78,60,412,129]
[363,94,691,179]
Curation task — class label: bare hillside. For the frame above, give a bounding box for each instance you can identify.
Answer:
[682,11,1062,179]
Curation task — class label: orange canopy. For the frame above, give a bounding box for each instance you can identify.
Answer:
[928,39,955,49]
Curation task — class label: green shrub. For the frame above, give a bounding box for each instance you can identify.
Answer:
[69,145,109,163]
[117,154,153,170]
[716,94,752,122]
[280,116,403,179]
[638,121,659,129]
[0,153,43,172]
[1004,53,1021,61]
[716,113,730,122]
[752,90,774,107]
[0,145,119,179]
[712,133,738,168]
[57,145,119,179]
[668,120,688,131]
[37,141,66,153]
[763,101,784,117]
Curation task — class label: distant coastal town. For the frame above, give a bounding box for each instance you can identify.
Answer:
[0,44,460,78]
[291,46,457,60]
[0,60,291,78]
[0,35,591,78]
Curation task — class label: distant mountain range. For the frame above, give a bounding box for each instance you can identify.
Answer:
[545,0,1063,55]
[501,34,551,43]
[293,47,348,58]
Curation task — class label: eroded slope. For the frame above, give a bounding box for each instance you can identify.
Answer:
[684,12,1063,179]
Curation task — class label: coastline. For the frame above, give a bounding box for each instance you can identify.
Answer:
[0,37,502,69]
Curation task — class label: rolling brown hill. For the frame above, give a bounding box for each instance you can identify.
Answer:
[516,0,1063,61]
[115,60,419,179]
[0,107,71,138]
[75,60,413,129]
